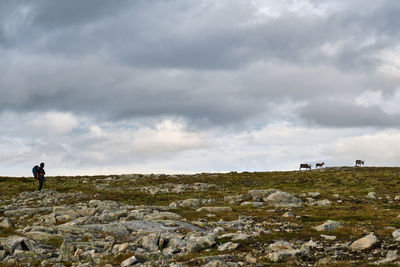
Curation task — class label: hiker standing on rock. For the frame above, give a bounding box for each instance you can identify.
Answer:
[33,162,46,191]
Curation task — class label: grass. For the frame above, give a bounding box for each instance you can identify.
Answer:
[2,167,400,265]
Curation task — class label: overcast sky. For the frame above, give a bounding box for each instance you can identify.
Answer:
[1,0,400,176]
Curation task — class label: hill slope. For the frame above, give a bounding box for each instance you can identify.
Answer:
[1,167,400,266]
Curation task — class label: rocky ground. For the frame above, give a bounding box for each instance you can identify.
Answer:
[1,167,400,266]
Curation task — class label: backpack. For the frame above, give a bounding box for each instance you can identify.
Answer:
[32,165,39,179]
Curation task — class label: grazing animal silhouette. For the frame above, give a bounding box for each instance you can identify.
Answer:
[300,163,312,170]
[316,162,325,168]
[355,160,365,167]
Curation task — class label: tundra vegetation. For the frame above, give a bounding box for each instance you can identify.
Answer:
[1,167,400,266]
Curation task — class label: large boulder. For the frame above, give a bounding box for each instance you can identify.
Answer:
[247,189,278,200]
[263,191,303,208]
[351,233,379,251]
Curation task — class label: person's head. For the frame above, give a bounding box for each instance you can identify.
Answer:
[40,162,45,168]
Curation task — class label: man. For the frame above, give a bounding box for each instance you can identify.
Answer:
[37,162,46,191]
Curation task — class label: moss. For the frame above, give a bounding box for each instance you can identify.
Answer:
[42,236,64,248]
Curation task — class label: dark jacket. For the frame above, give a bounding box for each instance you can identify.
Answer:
[38,167,45,178]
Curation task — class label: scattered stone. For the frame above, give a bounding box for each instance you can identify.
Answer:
[239,201,264,207]
[268,249,306,262]
[392,229,400,240]
[269,240,293,251]
[224,194,250,204]
[308,192,321,198]
[351,233,379,251]
[282,211,296,218]
[0,218,14,228]
[313,220,343,231]
[218,242,240,251]
[367,192,376,199]
[121,255,138,267]
[376,250,399,264]
[143,211,182,220]
[169,198,215,208]
[320,234,337,240]
[196,207,233,213]
[314,199,331,206]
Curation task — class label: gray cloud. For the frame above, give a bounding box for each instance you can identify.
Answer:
[299,100,400,127]
[2,1,400,175]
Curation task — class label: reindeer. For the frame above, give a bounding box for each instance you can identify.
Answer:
[300,163,312,170]
[355,160,365,167]
[316,162,325,169]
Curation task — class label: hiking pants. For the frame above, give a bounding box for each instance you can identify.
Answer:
[38,176,45,191]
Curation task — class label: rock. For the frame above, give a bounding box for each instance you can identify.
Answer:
[186,235,215,253]
[0,218,14,228]
[308,192,321,198]
[196,207,233,213]
[89,199,120,210]
[376,250,399,264]
[367,192,376,199]
[0,250,7,261]
[121,255,138,267]
[144,211,182,220]
[269,240,293,251]
[268,249,306,262]
[392,229,400,240]
[263,191,303,208]
[119,243,130,253]
[101,223,129,237]
[2,236,36,255]
[332,194,340,199]
[247,189,278,199]
[24,231,63,243]
[202,260,238,267]
[218,242,240,251]
[239,201,264,207]
[313,220,343,231]
[320,234,337,240]
[140,233,161,251]
[220,232,251,241]
[224,194,250,204]
[351,233,379,251]
[169,198,213,208]
[314,199,331,206]
[282,211,296,218]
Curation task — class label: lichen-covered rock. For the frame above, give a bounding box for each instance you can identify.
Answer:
[313,220,343,231]
[247,189,278,199]
[196,207,233,213]
[263,191,303,208]
[0,218,14,228]
[268,240,293,251]
[239,201,264,207]
[218,242,240,251]
[140,232,160,251]
[392,229,400,240]
[224,194,251,204]
[267,249,306,262]
[351,233,379,251]
[121,255,138,267]
[144,211,182,220]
